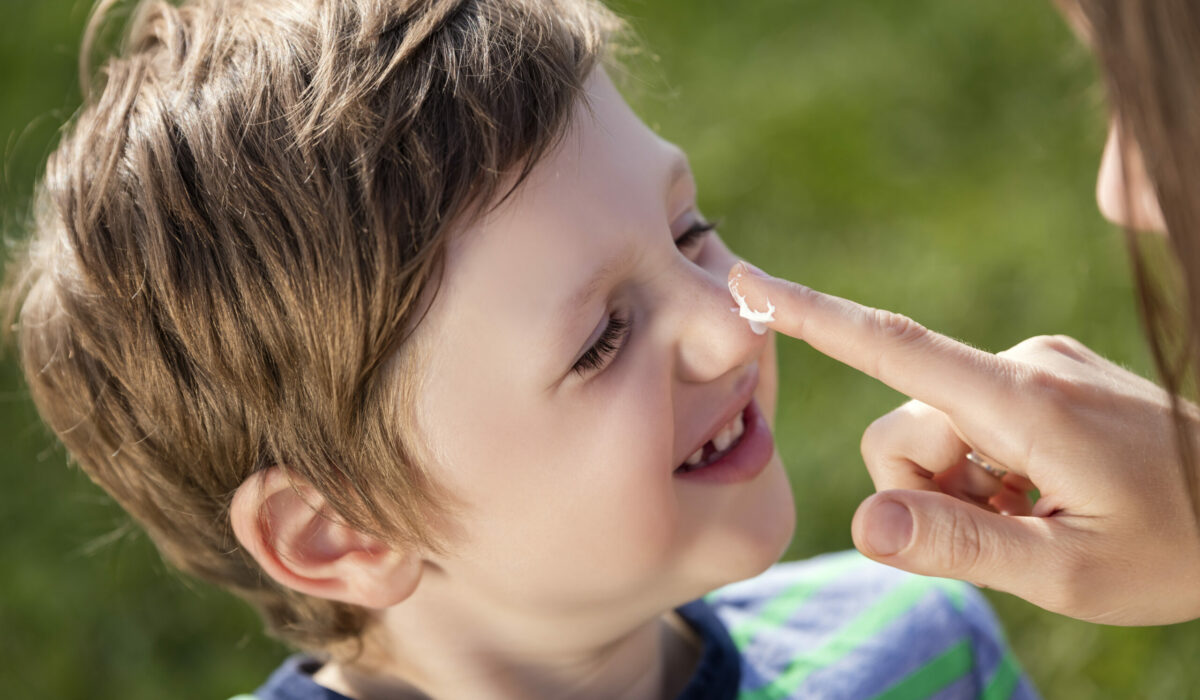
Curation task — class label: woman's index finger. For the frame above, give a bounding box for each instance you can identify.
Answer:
[728,262,1012,416]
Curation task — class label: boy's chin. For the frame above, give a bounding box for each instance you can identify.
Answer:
[687,455,796,596]
[731,461,796,578]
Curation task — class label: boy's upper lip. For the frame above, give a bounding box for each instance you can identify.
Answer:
[675,365,760,470]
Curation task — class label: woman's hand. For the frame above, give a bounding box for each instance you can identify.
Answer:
[729,261,1200,625]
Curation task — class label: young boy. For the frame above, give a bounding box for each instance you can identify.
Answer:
[8,0,1038,697]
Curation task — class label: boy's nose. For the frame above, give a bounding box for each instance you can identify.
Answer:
[671,261,770,384]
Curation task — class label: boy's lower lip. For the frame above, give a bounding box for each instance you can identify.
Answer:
[673,398,774,485]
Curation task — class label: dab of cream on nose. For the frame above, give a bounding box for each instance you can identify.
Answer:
[728,273,775,335]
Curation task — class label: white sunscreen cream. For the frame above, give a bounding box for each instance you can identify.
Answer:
[728,273,775,335]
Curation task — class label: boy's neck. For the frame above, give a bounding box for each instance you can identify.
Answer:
[313,610,702,700]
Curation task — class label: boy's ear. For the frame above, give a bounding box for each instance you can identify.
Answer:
[231,466,422,609]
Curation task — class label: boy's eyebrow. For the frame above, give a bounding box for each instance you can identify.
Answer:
[557,247,634,330]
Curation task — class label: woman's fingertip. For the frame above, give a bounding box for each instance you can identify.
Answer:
[862,498,913,557]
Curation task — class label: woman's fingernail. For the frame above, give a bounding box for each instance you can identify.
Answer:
[865,500,913,556]
[742,261,769,278]
[729,261,769,281]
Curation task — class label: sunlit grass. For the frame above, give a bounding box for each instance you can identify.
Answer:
[3,0,1198,697]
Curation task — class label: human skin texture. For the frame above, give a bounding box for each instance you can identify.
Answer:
[1096,122,1167,234]
[234,68,796,700]
[721,104,1200,626]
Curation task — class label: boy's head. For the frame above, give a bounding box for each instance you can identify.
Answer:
[9,0,794,656]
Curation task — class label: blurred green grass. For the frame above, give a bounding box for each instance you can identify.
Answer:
[3,0,1198,698]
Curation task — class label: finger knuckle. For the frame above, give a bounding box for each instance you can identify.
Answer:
[869,308,927,344]
[860,413,897,461]
[1018,365,1076,408]
[999,335,1040,359]
[1043,334,1090,362]
[1012,374,1079,440]
[1002,334,1057,357]
[1021,364,1061,393]
[1053,334,1104,365]
[1003,334,1089,364]
[1032,334,1075,352]
[1050,334,1084,351]
[866,309,928,379]
[930,507,985,576]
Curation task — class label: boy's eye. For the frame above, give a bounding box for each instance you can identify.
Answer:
[571,314,630,376]
[674,218,717,252]
[569,218,715,378]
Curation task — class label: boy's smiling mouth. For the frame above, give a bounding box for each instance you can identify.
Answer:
[674,369,776,484]
[677,406,748,471]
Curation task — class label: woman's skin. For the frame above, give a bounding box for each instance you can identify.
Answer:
[725,121,1200,625]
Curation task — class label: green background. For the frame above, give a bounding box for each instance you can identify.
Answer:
[3,0,1197,697]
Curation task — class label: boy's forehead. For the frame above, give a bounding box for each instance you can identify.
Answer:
[524,68,664,203]
[444,69,666,290]
[426,68,683,361]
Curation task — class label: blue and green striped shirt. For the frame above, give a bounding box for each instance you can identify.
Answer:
[698,550,1036,699]
[235,550,1036,699]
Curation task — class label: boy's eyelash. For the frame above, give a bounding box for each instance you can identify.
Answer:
[571,315,630,376]
[674,218,719,250]
[569,218,716,378]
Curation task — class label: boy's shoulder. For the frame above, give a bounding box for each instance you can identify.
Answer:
[702,550,1040,700]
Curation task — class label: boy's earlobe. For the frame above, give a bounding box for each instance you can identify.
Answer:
[230,467,422,610]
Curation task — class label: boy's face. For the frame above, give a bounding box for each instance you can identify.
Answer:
[412,69,795,638]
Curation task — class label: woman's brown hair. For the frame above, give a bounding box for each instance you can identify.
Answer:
[1067,0,1200,517]
[4,0,621,651]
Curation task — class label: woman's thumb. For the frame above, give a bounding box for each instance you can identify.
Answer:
[851,489,1057,595]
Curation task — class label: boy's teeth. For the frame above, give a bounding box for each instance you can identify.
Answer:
[712,410,747,453]
[713,426,733,452]
[680,407,750,471]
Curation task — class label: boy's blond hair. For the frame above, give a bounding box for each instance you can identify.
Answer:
[6,0,620,650]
